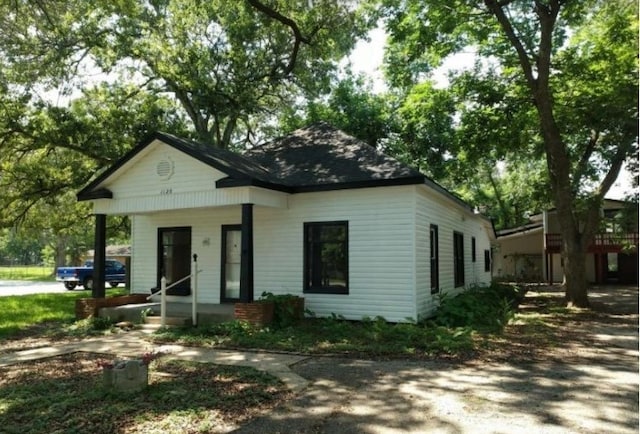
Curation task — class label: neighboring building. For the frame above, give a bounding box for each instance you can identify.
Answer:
[494,199,639,284]
[77,123,494,322]
[85,245,131,266]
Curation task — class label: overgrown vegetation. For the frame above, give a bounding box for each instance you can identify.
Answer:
[151,316,475,357]
[148,283,522,357]
[0,354,290,434]
[432,283,525,333]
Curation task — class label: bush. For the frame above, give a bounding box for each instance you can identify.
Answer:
[432,283,523,333]
[259,292,304,328]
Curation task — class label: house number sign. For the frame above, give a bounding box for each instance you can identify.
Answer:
[160,188,173,195]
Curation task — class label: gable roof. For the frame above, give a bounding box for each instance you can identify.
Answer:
[77,131,278,200]
[77,123,477,215]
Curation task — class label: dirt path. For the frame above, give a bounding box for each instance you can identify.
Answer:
[235,285,639,434]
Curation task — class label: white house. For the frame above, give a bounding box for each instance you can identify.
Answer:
[78,123,494,322]
[494,199,639,284]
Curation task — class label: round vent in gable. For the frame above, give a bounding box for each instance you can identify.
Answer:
[156,157,175,180]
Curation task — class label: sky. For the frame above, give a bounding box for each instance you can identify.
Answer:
[347,29,635,200]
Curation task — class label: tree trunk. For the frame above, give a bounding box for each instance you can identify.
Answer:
[563,239,590,308]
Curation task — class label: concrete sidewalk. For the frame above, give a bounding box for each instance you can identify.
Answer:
[0,330,310,394]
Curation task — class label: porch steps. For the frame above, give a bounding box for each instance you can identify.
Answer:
[98,301,235,326]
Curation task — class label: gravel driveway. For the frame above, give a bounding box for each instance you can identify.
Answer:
[235,285,639,434]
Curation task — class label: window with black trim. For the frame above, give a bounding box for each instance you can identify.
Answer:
[453,231,465,287]
[484,249,491,272]
[304,221,348,294]
[471,237,476,262]
[430,224,439,294]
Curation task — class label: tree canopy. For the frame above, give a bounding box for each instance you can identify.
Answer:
[376,0,638,305]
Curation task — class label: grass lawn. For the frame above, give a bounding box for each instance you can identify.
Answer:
[0,288,127,340]
[0,266,55,281]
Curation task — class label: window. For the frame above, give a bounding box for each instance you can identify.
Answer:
[453,231,464,287]
[430,224,439,294]
[304,221,348,294]
[484,249,491,272]
[471,237,476,262]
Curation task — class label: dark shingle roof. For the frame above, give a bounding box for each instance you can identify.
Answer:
[243,122,424,189]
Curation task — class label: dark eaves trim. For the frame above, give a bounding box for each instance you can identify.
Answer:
[216,175,426,194]
[291,176,426,193]
[215,177,294,193]
[77,188,113,201]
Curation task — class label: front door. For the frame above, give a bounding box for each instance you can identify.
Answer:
[221,225,241,302]
[158,227,191,295]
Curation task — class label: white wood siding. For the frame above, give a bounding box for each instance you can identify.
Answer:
[130,186,417,322]
[254,186,416,323]
[414,186,493,320]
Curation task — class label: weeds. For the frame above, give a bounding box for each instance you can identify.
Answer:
[432,283,523,333]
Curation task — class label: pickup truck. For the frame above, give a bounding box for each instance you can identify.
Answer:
[56,259,126,290]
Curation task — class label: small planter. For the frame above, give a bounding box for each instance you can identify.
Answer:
[102,360,149,392]
[234,301,274,326]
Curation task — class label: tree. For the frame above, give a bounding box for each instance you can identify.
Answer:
[278,73,394,148]
[377,0,638,306]
[1,0,368,148]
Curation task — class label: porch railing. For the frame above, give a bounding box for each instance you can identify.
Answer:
[147,255,202,327]
[545,232,639,253]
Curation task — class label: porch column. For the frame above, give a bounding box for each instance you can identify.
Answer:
[92,213,107,298]
[239,203,254,303]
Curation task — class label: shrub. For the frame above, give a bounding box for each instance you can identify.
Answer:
[259,292,304,328]
[432,283,523,333]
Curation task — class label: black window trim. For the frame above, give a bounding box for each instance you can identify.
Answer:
[303,220,349,295]
[430,224,439,294]
[454,231,465,288]
[471,237,476,263]
[484,249,491,272]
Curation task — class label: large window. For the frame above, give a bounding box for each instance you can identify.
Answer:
[453,231,465,287]
[430,224,439,294]
[304,221,348,294]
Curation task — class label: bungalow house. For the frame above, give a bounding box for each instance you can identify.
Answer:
[77,123,494,322]
[494,199,639,284]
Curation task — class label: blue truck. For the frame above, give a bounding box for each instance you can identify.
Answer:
[55,259,126,290]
